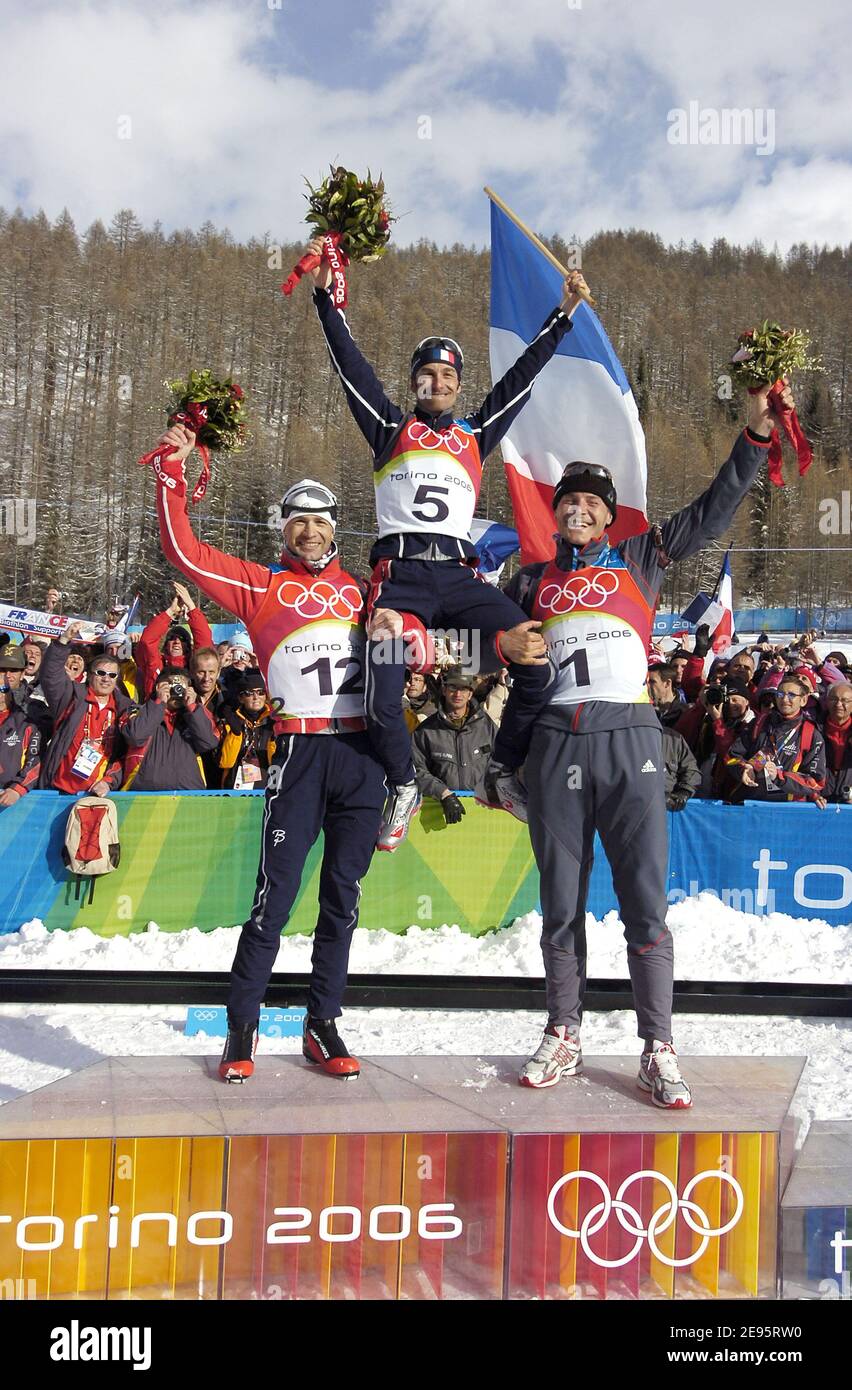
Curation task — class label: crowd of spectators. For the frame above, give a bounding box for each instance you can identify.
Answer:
[0,584,280,804]
[1,587,850,817]
[647,625,851,808]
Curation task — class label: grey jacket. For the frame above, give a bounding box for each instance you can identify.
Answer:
[412,701,496,799]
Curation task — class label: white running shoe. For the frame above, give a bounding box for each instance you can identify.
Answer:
[474,760,529,823]
[638,1041,693,1110]
[519,1025,583,1088]
[376,780,422,852]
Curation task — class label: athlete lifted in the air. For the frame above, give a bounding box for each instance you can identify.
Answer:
[306,240,590,849]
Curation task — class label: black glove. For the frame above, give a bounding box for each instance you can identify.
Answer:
[442,794,466,824]
[666,793,689,812]
[693,624,711,659]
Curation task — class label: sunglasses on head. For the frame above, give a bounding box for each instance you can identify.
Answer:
[414,335,464,363]
[560,462,613,482]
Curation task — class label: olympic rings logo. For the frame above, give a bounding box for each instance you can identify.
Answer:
[537,570,619,615]
[276,580,363,622]
[407,420,469,457]
[546,1168,744,1269]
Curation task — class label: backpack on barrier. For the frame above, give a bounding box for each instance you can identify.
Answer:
[62,796,121,876]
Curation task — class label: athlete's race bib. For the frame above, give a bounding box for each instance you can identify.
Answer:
[374,419,481,540]
[532,564,653,706]
[266,618,366,721]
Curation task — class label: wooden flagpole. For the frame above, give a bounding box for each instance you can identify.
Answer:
[483,185,597,307]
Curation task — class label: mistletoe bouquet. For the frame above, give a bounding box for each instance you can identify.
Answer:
[138,372,248,504]
[730,320,822,388]
[281,166,394,307]
[730,321,822,486]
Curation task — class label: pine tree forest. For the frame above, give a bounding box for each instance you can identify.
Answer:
[0,207,850,626]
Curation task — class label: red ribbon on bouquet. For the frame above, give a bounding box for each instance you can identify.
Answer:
[748,380,813,487]
[281,232,350,308]
[136,402,211,504]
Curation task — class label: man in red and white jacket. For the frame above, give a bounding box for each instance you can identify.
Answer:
[152,424,388,1083]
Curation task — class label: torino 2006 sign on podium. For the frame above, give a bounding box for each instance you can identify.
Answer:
[0,1055,804,1301]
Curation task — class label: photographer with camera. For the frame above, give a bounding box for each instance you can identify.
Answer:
[120,666,220,791]
[692,677,757,798]
[135,582,214,699]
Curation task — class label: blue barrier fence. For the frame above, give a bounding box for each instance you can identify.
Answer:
[0,794,849,935]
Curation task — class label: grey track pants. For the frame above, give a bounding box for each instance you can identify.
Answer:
[525,722,674,1043]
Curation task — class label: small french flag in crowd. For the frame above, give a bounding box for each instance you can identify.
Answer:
[681,550,735,653]
[469,517,520,580]
[489,200,648,563]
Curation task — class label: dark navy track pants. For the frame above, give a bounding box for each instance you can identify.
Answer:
[366,558,551,783]
[227,732,386,1024]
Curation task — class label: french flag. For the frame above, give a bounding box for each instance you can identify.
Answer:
[469,517,520,579]
[681,550,734,653]
[489,201,648,563]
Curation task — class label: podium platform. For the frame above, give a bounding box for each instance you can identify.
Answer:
[0,1055,806,1301]
[781,1120,852,1300]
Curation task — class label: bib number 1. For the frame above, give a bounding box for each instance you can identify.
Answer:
[558,648,591,688]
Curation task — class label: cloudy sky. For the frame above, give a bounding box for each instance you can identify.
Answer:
[1,0,850,251]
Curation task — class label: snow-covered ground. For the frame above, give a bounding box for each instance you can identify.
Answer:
[0,897,850,1122]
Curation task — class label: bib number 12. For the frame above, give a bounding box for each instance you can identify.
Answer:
[301,656,363,697]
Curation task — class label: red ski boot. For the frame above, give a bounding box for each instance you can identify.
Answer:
[303,1017,360,1079]
[218,1020,258,1083]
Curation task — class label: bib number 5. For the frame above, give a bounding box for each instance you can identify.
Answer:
[411,484,450,524]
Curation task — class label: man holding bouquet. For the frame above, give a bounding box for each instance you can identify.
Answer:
[306,239,590,851]
[152,428,387,1084]
[505,372,795,1107]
